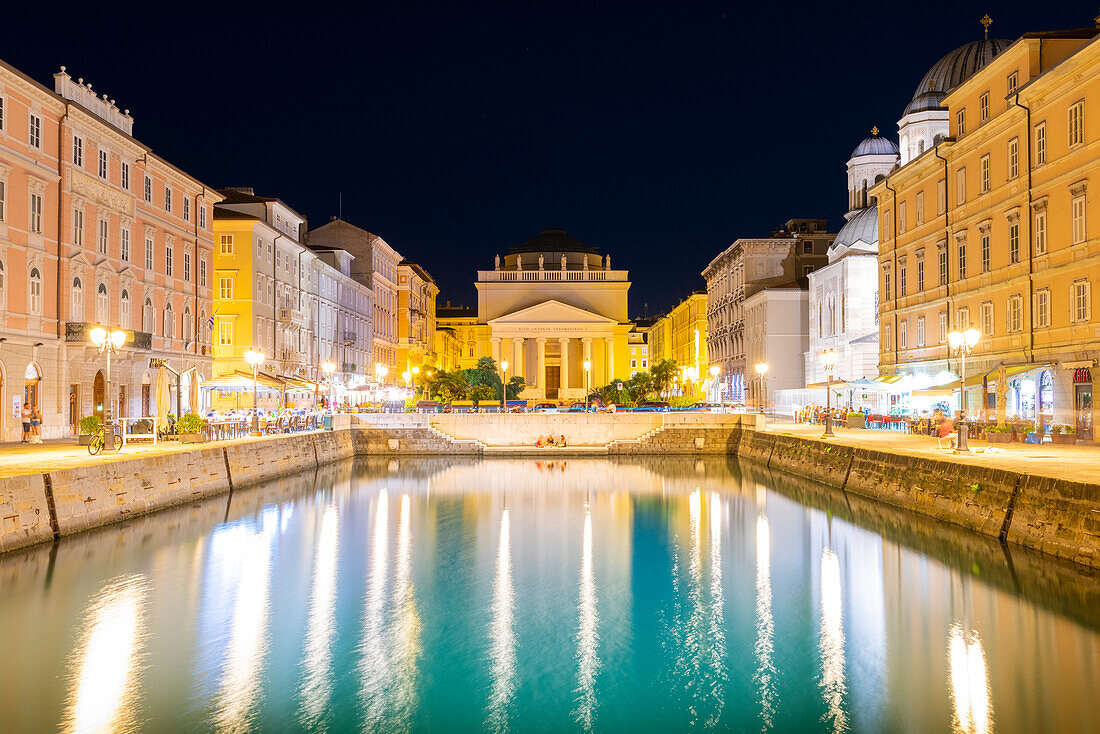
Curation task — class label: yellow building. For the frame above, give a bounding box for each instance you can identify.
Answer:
[437,229,635,401]
[872,20,1100,439]
[646,291,709,390]
[435,302,478,372]
[397,261,439,385]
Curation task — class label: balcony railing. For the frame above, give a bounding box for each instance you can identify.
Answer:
[477,269,629,283]
[342,331,358,344]
[277,307,307,327]
[66,322,152,350]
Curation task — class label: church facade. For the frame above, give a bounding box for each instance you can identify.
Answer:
[437,228,634,401]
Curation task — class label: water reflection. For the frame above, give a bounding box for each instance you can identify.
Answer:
[573,504,599,731]
[707,492,727,727]
[299,503,339,729]
[819,547,849,733]
[61,574,147,734]
[754,514,777,731]
[389,493,422,731]
[948,623,993,734]
[487,508,516,733]
[360,490,391,728]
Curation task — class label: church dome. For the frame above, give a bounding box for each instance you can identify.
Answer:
[831,206,879,255]
[851,136,899,158]
[903,38,1012,115]
[511,228,599,254]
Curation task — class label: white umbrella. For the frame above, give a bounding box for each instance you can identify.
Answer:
[155,367,170,430]
[996,365,1008,426]
[190,372,201,415]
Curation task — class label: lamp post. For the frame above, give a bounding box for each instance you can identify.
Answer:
[709,365,720,405]
[948,327,981,452]
[820,348,838,437]
[500,360,508,410]
[411,366,419,398]
[89,326,127,452]
[583,359,592,410]
[755,362,769,430]
[322,360,336,412]
[245,349,264,435]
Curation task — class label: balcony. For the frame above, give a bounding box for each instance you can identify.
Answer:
[342,331,357,344]
[277,307,307,327]
[66,322,152,350]
[477,269,630,283]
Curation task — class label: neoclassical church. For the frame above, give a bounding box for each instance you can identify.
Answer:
[438,229,634,400]
[805,34,1010,386]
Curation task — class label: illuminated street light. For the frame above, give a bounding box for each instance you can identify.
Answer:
[583,359,592,411]
[819,349,838,438]
[755,362,769,430]
[947,327,981,452]
[709,364,721,405]
[89,326,127,452]
[245,349,265,435]
[500,360,509,410]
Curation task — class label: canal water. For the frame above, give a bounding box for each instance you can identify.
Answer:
[0,457,1097,733]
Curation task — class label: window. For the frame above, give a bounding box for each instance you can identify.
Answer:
[28,113,41,148]
[183,307,192,341]
[1007,70,1018,95]
[164,303,173,338]
[164,187,172,212]
[979,92,989,123]
[1069,100,1085,146]
[899,320,908,349]
[0,261,4,309]
[1004,220,1019,264]
[96,283,108,324]
[29,192,43,233]
[956,167,966,205]
[1036,289,1050,328]
[145,235,154,270]
[1035,122,1047,164]
[199,206,206,229]
[98,219,108,255]
[219,234,234,254]
[1008,294,1023,332]
[120,290,130,329]
[980,154,990,192]
[899,263,907,296]
[143,298,155,333]
[883,270,892,300]
[218,320,233,346]
[937,179,946,214]
[219,276,233,299]
[956,108,966,136]
[958,241,967,279]
[915,191,924,225]
[183,197,190,222]
[200,258,207,287]
[802,240,813,254]
[917,258,925,291]
[957,306,970,331]
[939,311,947,343]
[1072,195,1086,244]
[981,301,994,336]
[72,136,83,166]
[0,96,4,131]
[0,180,4,221]
[29,268,42,314]
[184,251,191,282]
[884,323,892,350]
[802,264,815,276]
[899,201,907,234]
[1008,137,1019,179]
[1073,279,1091,322]
[71,278,83,320]
[121,161,129,191]
[143,175,152,203]
[916,315,926,347]
[98,149,107,179]
[165,244,173,276]
[883,209,892,240]
[981,231,990,273]
[1035,209,1048,254]
[121,227,130,262]
[73,208,83,247]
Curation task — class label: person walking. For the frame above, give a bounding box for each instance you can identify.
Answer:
[20,403,31,442]
[30,407,42,443]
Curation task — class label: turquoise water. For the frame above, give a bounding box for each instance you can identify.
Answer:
[1,457,1098,733]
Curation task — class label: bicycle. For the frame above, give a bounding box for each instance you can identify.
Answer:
[88,424,121,456]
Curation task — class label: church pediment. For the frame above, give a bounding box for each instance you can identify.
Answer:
[488,299,617,326]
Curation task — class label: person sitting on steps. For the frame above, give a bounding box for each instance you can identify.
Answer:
[559,435,567,448]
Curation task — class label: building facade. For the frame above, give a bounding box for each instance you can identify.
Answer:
[646,291,708,390]
[0,62,220,440]
[872,23,1100,439]
[744,283,809,412]
[397,261,439,382]
[703,219,833,404]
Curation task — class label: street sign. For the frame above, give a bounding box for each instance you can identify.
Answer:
[149,358,169,369]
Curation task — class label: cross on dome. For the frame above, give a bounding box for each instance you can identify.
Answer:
[980,14,993,39]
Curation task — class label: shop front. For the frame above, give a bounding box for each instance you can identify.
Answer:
[1073,367,1093,441]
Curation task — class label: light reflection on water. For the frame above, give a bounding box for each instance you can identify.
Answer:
[1,457,1098,734]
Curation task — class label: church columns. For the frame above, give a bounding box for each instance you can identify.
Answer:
[559,337,570,390]
[536,338,547,391]
[491,337,501,365]
[604,336,615,384]
[512,338,524,385]
[582,338,593,392]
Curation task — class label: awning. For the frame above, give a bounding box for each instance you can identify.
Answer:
[874,374,907,384]
[981,363,1051,381]
[202,373,280,392]
[805,379,850,390]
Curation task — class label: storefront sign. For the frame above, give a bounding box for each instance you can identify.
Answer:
[12,396,20,419]
[1074,368,1092,383]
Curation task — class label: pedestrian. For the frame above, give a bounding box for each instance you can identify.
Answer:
[559,434,567,447]
[20,403,31,442]
[30,407,42,443]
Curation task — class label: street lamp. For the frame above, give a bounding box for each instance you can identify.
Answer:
[820,348,838,438]
[947,327,981,452]
[245,349,264,435]
[583,359,592,411]
[89,326,127,452]
[709,365,720,404]
[755,362,769,429]
[500,360,509,410]
[322,360,336,412]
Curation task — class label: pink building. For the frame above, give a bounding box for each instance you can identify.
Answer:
[0,60,221,440]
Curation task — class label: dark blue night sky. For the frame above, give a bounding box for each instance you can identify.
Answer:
[3,1,1096,315]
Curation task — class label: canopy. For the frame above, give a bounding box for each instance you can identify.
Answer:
[201,373,280,393]
[154,367,170,429]
[190,374,200,414]
[805,379,850,390]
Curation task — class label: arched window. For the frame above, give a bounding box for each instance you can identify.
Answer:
[71,277,83,320]
[144,297,155,334]
[96,283,109,324]
[917,139,926,155]
[933,133,945,146]
[120,290,131,330]
[164,302,174,339]
[29,268,42,315]
[199,309,207,342]
[183,306,192,343]
[861,180,868,208]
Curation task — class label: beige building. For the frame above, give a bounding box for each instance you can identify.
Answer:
[451,228,634,400]
[646,291,709,391]
[396,261,439,382]
[872,21,1100,440]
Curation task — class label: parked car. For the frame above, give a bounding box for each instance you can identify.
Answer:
[566,402,588,412]
[680,402,724,412]
[532,402,560,413]
[633,401,672,413]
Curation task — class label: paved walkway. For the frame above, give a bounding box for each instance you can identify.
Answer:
[766,420,1100,485]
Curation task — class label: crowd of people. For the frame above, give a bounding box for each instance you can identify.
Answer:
[535,434,569,448]
[19,403,43,443]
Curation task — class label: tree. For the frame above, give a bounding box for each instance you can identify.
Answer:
[470,383,495,405]
[505,376,526,401]
[626,370,655,403]
[435,370,469,401]
[650,358,679,397]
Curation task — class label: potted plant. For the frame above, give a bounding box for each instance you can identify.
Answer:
[78,415,102,445]
[846,412,865,429]
[178,411,207,443]
[1051,424,1078,445]
[985,424,1012,443]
